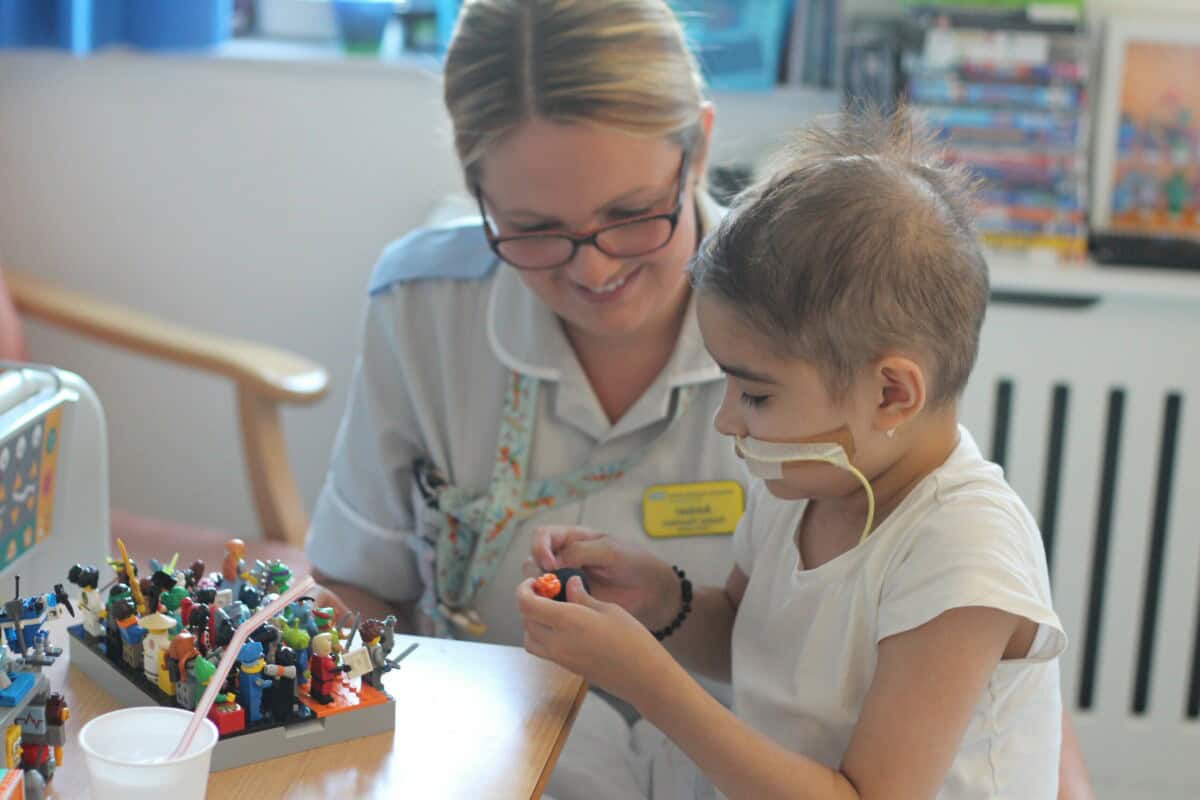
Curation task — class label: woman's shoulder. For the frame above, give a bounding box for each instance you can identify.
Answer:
[367,218,499,297]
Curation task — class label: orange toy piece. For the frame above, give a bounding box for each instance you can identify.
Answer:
[532,573,561,599]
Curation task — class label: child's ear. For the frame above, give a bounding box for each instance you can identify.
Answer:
[873,356,926,433]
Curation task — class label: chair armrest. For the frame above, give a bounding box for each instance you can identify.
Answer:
[5,269,328,405]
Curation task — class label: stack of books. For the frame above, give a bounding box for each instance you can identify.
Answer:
[905,1,1089,259]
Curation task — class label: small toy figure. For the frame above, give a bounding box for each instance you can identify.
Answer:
[0,642,22,692]
[307,633,349,705]
[235,641,272,724]
[137,612,175,687]
[280,621,310,680]
[158,586,187,634]
[256,560,292,595]
[357,619,391,692]
[66,565,104,639]
[110,599,146,672]
[187,605,211,654]
[238,584,262,613]
[221,539,249,593]
[532,569,588,601]
[264,646,311,722]
[166,633,213,710]
[284,596,318,638]
[249,623,281,664]
[103,583,131,663]
[312,608,342,662]
[186,560,206,590]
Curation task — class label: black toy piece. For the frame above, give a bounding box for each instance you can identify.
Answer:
[550,568,589,602]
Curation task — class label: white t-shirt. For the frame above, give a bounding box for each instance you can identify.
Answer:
[731,427,1065,799]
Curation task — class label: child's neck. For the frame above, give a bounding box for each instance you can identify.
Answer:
[800,411,960,568]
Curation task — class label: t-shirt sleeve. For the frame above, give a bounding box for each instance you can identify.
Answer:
[305,292,424,603]
[877,500,1066,662]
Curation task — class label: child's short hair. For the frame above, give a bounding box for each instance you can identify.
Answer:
[690,107,989,407]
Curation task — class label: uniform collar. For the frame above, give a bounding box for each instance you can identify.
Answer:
[486,196,725,442]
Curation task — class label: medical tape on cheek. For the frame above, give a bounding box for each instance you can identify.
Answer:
[733,426,877,544]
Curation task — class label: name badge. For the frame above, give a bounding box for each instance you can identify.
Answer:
[642,481,744,538]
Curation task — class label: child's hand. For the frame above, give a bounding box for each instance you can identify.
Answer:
[525,526,681,630]
[516,575,671,705]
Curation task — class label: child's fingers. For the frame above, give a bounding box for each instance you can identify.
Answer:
[532,526,606,568]
[556,537,617,571]
[516,577,587,628]
[565,576,601,610]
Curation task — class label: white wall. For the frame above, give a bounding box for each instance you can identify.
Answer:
[0,49,834,539]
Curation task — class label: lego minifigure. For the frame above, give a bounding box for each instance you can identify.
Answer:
[284,596,318,638]
[158,586,187,634]
[186,605,211,654]
[264,646,311,722]
[249,623,281,664]
[280,621,310,680]
[102,584,131,662]
[532,569,589,601]
[221,539,249,593]
[312,608,342,662]
[235,641,273,724]
[137,612,175,687]
[186,559,206,590]
[165,632,213,710]
[307,633,349,705]
[357,619,392,692]
[238,584,262,613]
[66,565,104,640]
[259,560,292,595]
[110,599,146,672]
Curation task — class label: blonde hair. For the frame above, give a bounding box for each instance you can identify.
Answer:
[443,0,706,185]
[689,107,989,407]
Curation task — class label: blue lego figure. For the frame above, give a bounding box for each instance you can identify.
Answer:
[284,597,319,638]
[0,578,74,665]
[236,641,273,725]
[0,640,34,707]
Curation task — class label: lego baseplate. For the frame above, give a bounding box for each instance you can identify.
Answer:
[67,625,395,771]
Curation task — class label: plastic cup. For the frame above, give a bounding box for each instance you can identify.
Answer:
[79,706,218,800]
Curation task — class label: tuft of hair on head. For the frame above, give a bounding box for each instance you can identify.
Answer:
[689,104,990,407]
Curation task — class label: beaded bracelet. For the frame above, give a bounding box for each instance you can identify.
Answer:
[651,565,693,641]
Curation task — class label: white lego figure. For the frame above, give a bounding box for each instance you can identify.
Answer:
[66,564,105,639]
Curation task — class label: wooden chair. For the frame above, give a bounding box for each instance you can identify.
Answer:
[3,267,326,571]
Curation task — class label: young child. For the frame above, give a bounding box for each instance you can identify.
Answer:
[516,108,1064,799]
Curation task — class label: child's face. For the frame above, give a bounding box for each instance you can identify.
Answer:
[697,294,876,501]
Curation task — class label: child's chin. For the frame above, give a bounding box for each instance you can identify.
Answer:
[761,479,813,501]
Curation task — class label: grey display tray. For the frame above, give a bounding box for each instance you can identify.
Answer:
[67,626,395,771]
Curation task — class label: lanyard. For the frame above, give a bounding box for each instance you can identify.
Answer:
[413,371,695,637]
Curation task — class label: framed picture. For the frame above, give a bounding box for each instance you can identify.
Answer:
[1092,18,1200,246]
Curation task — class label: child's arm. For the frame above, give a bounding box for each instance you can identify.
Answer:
[519,578,1024,800]
[527,525,747,682]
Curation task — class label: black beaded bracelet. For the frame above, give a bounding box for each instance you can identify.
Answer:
[651,565,693,641]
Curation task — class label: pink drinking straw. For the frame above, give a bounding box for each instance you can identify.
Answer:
[169,575,316,760]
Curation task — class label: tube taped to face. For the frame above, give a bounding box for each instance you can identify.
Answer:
[734,427,876,544]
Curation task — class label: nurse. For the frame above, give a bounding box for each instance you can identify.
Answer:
[304,1,1092,798]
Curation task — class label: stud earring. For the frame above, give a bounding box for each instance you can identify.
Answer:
[886,428,896,439]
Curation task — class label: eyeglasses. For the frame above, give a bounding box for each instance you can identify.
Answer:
[474,151,690,271]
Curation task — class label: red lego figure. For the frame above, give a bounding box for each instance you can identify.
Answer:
[307,633,348,705]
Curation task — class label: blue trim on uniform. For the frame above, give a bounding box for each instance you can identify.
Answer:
[368,218,499,296]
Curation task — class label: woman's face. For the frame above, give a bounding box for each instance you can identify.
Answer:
[477,117,706,344]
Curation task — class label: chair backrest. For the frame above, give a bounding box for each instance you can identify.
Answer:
[960,286,1200,798]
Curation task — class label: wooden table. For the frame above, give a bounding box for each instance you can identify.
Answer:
[45,621,587,799]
